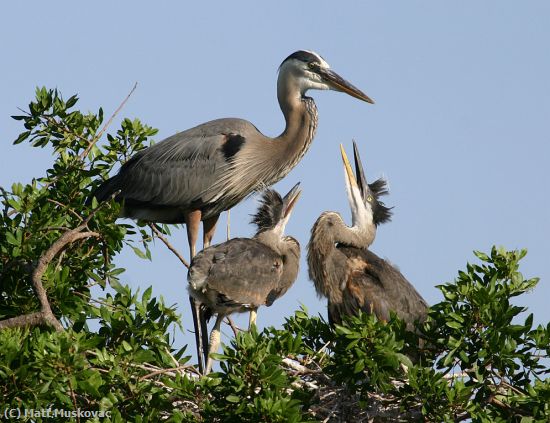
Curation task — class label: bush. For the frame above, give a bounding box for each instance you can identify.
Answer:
[1,88,548,422]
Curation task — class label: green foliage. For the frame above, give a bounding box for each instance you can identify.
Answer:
[1,88,548,422]
[329,312,414,395]
[400,248,550,421]
[201,327,310,422]
[1,88,197,421]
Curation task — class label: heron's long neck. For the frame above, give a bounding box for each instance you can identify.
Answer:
[220,81,318,200]
[272,85,318,181]
[307,212,375,299]
[255,232,300,305]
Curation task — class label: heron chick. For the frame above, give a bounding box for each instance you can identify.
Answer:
[188,183,301,374]
[307,142,428,328]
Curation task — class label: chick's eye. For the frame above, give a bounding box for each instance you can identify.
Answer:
[367,195,373,202]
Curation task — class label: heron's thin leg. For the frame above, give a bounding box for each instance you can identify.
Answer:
[203,214,220,249]
[248,309,257,329]
[205,314,224,374]
[190,297,205,374]
[185,210,204,373]
[197,213,220,371]
[185,210,202,258]
[199,306,209,371]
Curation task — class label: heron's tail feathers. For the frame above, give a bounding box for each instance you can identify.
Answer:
[87,175,121,205]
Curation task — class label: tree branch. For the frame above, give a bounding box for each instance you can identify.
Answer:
[149,223,189,269]
[80,82,138,160]
[0,223,100,331]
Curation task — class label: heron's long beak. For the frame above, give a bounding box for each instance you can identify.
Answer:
[282,182,302,218]
[352,140,369,201]
[340,144,372,227]
[320,68,374,104]
[273,182,301,236]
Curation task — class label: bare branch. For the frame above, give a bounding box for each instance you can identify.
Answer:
[138,365,194,381]
[0,312,58,330]
[226,209,231,240]
[80,82,138,160]
[225,317,240,337]
[149,223,189,269]
[0,221,100,331]
[42,115,90,146]
[46,198,83,222]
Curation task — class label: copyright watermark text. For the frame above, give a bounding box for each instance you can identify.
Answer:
[2,408,111,419]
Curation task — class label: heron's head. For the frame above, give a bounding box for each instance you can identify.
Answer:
[340,141,392,231]
[251,183,301,237]
[278,50,374,103]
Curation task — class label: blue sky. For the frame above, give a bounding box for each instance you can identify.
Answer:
[1,2,549,357]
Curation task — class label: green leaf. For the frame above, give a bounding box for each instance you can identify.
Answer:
[5,232,19,246]
[131,246,148,260]
[473,250,489,261]
[226,395,240,403]
[66,94,78,108]
[445,320,462,330]
[354,359,365,373]
[13,130,31,144]
[121,340,132,352]
[395,353,413,368]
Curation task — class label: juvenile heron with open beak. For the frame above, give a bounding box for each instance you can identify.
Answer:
[308,143,428,328]
[188,183,301,374]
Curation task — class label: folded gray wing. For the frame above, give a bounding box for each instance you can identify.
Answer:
[190,238,284,308]
[337,246,428,326]
[95,118,259,210]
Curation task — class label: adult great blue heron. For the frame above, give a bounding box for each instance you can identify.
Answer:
[188,184,301,374]
[307,142,428,328]
[93,50,373,373]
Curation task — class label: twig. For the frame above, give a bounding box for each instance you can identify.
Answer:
[38,226,72,232]
[225,317,240,337]
[139,365,194,381]
[500,379,527,396]
[165,346,181,368]
[282,357,314,375]
[226,209,231,240]
[46,198,83,222]
[67,377,80,423]
[79,82,138,160]
[443,371,469,380]
[43,115,90,146]
[149,223,189,269]
[304,340,331,366]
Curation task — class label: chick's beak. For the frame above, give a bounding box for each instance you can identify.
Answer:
[340,143,374,227]
[352,140,370,200]
[282,182,302,218]
[340,144,360,192]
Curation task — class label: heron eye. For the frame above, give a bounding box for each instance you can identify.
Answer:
[308,62,318,70]
[367,195,373,202]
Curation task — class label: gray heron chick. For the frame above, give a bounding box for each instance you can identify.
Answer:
[307,142,428,328]
[188,184,301,374]
[93,50,373,373]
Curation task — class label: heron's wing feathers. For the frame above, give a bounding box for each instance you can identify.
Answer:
[93,119,261,218]
[190,238,284,309]
[336,246,428,327]
[117,136,223,207]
